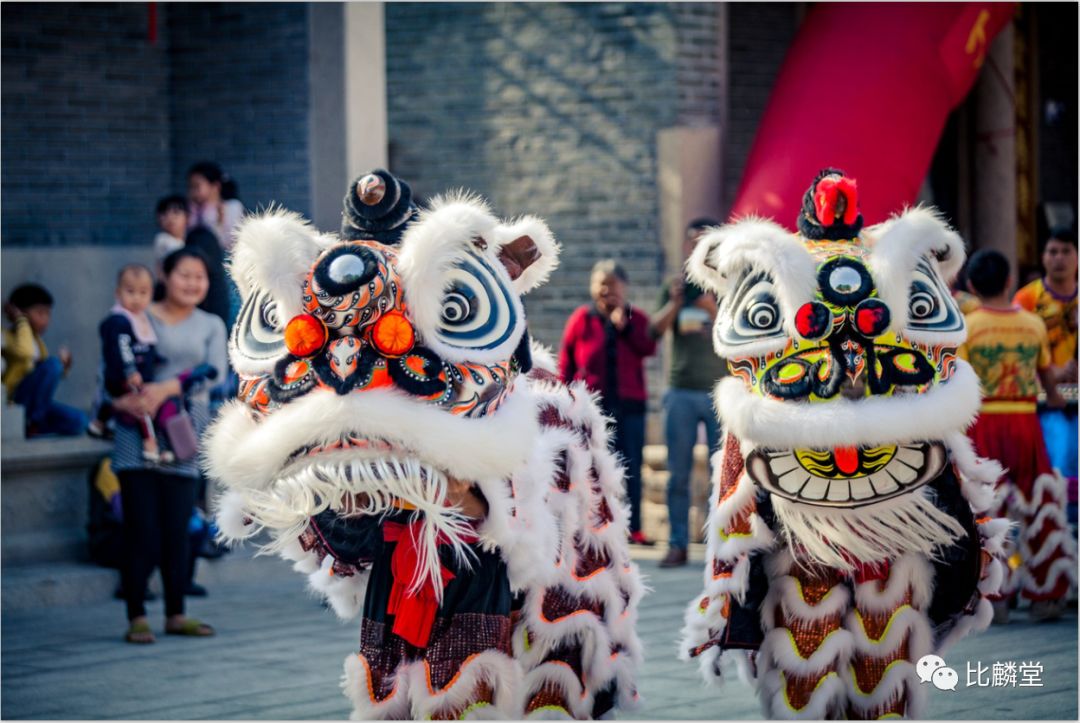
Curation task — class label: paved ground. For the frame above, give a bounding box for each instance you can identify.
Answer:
[2,546,1076,720]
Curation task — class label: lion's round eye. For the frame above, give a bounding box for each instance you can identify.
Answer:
[909,291,936,319]
[441,291,474,324]
[905,263,963,334]
[234,290,286,362]
[433,253,519,353]
[719,273,787,348]
[261,302,281,329]
[747,302,777,329]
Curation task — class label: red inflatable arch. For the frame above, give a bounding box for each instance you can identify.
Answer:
[731,2,1016,227]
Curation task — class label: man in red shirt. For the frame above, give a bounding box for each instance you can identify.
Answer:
[559,260,657,544]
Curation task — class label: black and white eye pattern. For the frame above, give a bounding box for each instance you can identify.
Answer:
[717,271,786,346]
[234,289,286,361]
[907,260,963,332]
[434,251,519,352]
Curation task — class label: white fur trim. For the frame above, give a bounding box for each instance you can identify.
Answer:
[1018,556,1078,596]
[945,431,1003,513]
[229,210,335,315]
[1012,471,1069,513]
[518,660,589,718]
[852,555,934,613]
[978,517,1013,558]
[529,342,558,375]
[762,577,851,629]
[759,668,846,719]
[212,489,259,543]
[771,491,965,572]
[865,206,966,332]
[342,654,412,720]
[205,382,539,494]
[713,361,981,449]
[760,618,854,678]
[403,650,521,719]
[840,660,921,717]
[845,605,932,659]
[307,554,369,620]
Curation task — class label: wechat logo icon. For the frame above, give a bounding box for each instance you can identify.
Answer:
[917,654,958,692]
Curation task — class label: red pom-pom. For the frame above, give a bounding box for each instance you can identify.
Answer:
[836,177,859,225]
[853,299,890,338]
[284,313,329,357]
[795,301,831,340]
[371,311,415,357]
[814,180,839,225]
[814,175,859,227]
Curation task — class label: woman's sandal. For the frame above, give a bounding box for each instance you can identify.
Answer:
[125,620,156,644]
[164,618,215,637]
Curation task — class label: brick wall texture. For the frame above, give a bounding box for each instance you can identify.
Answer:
[1,2,311,248]
[2,3,171,247]
[722,2,801,214]
[384,3,730,400]
[167,3,311,219]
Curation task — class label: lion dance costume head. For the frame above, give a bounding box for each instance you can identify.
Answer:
[208,170,642,719]
[679,168,1008,719]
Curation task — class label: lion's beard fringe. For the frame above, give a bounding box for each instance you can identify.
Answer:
[237,455,477,601]
[772,487,966,572]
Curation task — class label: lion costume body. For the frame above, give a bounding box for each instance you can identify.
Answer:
[206,171,642,719]
[678,170,1008,719]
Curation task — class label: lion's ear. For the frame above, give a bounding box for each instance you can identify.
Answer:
[490,216,560,295]
[229,210,334,320]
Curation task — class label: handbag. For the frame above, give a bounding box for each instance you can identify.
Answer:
[163,408,200,461]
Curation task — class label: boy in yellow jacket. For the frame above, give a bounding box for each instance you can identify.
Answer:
[2,284,86,436]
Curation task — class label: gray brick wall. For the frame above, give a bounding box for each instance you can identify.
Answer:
[385,2,732,434]
[722,2,802,216]
[167,3,311,218]
[674,3,724,127]
[1,3,315,248]
[1,2,171,247]
[385,2,713,343]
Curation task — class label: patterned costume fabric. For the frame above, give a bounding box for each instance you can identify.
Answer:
[678,169,1009,719]
[207,170,643,719]
[960,307,1078,603]
[1013,278,1078,368]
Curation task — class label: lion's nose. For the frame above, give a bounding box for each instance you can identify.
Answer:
[838,376,866,400]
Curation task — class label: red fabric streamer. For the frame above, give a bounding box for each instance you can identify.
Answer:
[147,2,157,45]
[731,3,1015,227]
[382,519,477,648]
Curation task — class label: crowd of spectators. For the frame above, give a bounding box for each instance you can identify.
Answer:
[2,161,242,644]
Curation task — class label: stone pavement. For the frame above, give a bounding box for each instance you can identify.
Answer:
[2,546,1076,720]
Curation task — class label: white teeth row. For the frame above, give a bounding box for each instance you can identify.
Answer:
[750,443,943,507]
[773,468,916,503]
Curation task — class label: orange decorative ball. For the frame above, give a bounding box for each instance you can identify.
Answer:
[371,310,415,357]
[284,313,329,357]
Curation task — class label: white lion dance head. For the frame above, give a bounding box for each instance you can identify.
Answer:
[207,169,559,591]
[686,167,992,568]
[206,170,642,720]
[679,168,1008,720]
